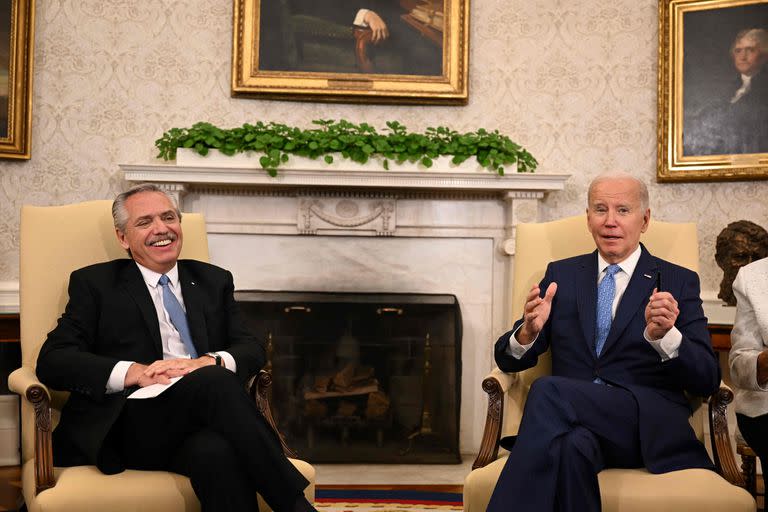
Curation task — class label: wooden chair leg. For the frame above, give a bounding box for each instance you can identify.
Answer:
[738,442,758,498]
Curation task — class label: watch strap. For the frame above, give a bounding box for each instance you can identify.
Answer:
[205,352,222,366]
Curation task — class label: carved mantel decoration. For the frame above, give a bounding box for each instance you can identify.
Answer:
[298,196,397,236]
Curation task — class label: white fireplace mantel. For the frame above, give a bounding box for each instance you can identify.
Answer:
[120,160,570,455]
[120,161,568,195]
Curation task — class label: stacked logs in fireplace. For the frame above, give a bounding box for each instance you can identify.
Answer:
[304,362,391,448]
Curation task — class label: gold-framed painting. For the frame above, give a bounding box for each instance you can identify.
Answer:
[657,0,768,182]
[231,0,468,105]
[0,0,33,160]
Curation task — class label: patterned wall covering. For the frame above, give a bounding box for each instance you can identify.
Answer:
[0,0,765,297]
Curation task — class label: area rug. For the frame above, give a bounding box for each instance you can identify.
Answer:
[315,487,463,512]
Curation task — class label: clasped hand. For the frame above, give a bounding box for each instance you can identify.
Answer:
[645,289,679,340]
[125,357,215,388]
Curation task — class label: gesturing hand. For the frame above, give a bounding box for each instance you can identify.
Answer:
[645,288,679,340]
[518,282,557,345]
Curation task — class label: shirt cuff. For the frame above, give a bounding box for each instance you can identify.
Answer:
[644,326,682,361]
[218,351,236,373]
[506,324,538,359]
[106,360,135,394]
[353,9,369,26]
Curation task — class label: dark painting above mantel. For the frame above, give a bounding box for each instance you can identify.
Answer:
[236,291,462,463]
[231,0,469,104]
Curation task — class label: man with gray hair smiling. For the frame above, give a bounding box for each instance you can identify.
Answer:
[36,183,315,512]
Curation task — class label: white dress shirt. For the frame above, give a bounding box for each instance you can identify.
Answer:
[106,262,235,393]
[353,9,370,26]
[507,245,682,361]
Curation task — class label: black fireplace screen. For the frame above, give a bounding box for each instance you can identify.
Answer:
[235,291,462,464]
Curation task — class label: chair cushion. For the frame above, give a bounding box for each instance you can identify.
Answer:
[23,458,315,512]
[463,456,755,512]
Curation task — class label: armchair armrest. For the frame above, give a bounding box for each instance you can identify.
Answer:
[9,367,296,497]
[472,368,521,470]
[8,366,55,494]
[485,367,519,394]
[248,369,297,458]
[9,366,51,400]
[709,384,747,488]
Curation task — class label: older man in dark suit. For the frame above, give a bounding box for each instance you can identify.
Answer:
[487,172,720,511]
[36,184,314,512]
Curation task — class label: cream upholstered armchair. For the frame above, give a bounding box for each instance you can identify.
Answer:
[9,200,315,512]
[463,215,755,512]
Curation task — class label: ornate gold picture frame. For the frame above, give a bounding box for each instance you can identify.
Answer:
[232,0,468,104]
[0,0,34,160]
[657,0,768,182]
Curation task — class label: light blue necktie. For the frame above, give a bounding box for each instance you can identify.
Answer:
[158,274,198,358]
[595,264,621,357]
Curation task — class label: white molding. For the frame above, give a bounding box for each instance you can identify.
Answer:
[120,161,569,194]
[0,281,19,314]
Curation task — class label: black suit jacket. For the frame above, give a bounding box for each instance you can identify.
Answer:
[36,259,265,471]
[495,246,721,472]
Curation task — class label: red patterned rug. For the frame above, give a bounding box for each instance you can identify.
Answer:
[315,486,463,512]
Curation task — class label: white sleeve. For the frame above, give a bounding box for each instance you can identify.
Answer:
[353,9,370,26]
[729,268,768,391]
[644,326,682,361]
[505,324,539,359]
[106,360,135,393]
[218,351,237,373]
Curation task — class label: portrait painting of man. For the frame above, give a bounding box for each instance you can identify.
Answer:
[258,0,444,76]
[681,3,768,157]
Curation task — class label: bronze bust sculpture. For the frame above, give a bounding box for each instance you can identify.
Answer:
[715,220,768,306]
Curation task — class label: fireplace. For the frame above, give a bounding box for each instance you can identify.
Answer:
[237,291,461,463]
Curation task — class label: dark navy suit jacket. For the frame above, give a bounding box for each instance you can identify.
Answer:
[494,245,720,473]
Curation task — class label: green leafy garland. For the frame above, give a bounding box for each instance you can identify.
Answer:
[155,120,537,177]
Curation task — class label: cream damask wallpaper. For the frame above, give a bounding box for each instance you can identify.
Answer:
[0,0,765,297]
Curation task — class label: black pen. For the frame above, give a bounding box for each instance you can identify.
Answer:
[655,271,662,293]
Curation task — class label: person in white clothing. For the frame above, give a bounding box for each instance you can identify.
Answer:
[729,256,768,493]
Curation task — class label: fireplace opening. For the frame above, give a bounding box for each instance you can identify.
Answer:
[235,291,462,464]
